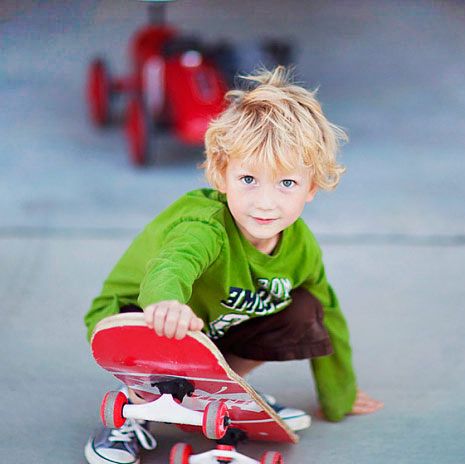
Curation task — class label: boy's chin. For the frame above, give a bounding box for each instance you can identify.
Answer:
[246,228,281,241]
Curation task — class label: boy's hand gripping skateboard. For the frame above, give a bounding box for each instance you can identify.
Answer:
[91,313,300,464]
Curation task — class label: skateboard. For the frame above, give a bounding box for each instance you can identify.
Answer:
[91,313,299,464]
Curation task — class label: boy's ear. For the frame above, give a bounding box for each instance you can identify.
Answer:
[306,183,318,203]
[216,175,227,194]
[216,179,226,193]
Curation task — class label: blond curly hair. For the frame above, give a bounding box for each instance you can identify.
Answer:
[201,66,347,190]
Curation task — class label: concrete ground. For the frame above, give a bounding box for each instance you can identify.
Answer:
[1,1,464,462]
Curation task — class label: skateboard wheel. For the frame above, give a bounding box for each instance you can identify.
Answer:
[100,390,127,429]
[202,400,229,439]
[260,451,284,464]
[169,442,192,464]
[216,444,234,462]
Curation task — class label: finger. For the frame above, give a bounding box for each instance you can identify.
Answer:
[356,390,373,401]
[355,390,384,406]
[351,405,378,414]
[174,318,190,340]
[355,397,384,408]
[173,306,192,340]
[164,304,182,339]
[190,316,204,331]
[351,401,384,415]
[144,305,155,329]
[153,305,169,337]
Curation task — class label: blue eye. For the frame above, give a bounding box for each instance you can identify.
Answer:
[281,179,295,188]
[241,176,255,185]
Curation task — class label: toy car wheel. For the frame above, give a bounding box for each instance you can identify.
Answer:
[202,400,229,439]
[100,390,127,429]
[125,97,151,166]
[87,58,111,127]
[260,451,284,464]
[169,442,192,464]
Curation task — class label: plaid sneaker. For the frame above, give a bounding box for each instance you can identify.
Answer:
[260,393,311,432]
[84,418,157,464]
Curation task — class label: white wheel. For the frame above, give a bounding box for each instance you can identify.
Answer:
[170,442,192,464]
[100,390,127,428]
[202,400,229,439]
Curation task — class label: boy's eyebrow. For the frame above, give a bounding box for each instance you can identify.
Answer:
[235,166,259,175]
[235,168,304,181]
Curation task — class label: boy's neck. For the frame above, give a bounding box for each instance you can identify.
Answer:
[239,226,281,255]
[255,234,280,255]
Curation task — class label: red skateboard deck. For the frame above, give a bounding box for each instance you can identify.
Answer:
[91,313,298,444]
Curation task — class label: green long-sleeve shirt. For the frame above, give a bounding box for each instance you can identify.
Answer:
[84,188,356,421]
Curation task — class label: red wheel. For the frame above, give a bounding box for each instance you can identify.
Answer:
[260,451,284,464]
[202,400,229,440]
[216,444,234,462]
[86,58,111,127]
[169,442,192,464]
[100,390,127,429]
[125,97,151,166]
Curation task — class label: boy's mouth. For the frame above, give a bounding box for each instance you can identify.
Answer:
[252,217,277,225]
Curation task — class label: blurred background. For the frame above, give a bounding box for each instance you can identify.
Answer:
[1,1,464,463]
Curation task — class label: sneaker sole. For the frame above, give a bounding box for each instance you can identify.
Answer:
[283,414,312,432]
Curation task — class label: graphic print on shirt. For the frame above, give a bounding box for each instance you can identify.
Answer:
[208,277,292,339]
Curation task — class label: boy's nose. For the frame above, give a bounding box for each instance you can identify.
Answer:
[254,187,277,211]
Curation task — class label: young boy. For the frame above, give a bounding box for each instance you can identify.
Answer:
[84,66,383,464]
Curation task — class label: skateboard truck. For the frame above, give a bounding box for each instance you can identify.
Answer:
[169,428,284,464]
[100,389,230,440]
[151,378,195,402]
[217,427,248,447]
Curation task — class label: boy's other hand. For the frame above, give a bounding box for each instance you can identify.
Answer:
[143,301,204,340]
[316,388,383,421]
[350,389,384,415]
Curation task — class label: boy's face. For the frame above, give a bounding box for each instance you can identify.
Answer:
[218,157,317,253]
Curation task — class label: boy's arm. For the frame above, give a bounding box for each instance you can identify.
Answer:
[138,220,223,308]
[85,220,223,341]
[302,248,357,422]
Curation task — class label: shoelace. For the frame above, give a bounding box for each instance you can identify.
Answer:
[109,419,157,450]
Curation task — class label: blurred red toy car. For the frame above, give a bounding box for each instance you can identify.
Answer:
[86,2,293,166]
[86,3,228,166]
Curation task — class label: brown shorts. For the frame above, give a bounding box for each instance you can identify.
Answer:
[212,287,333,361]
